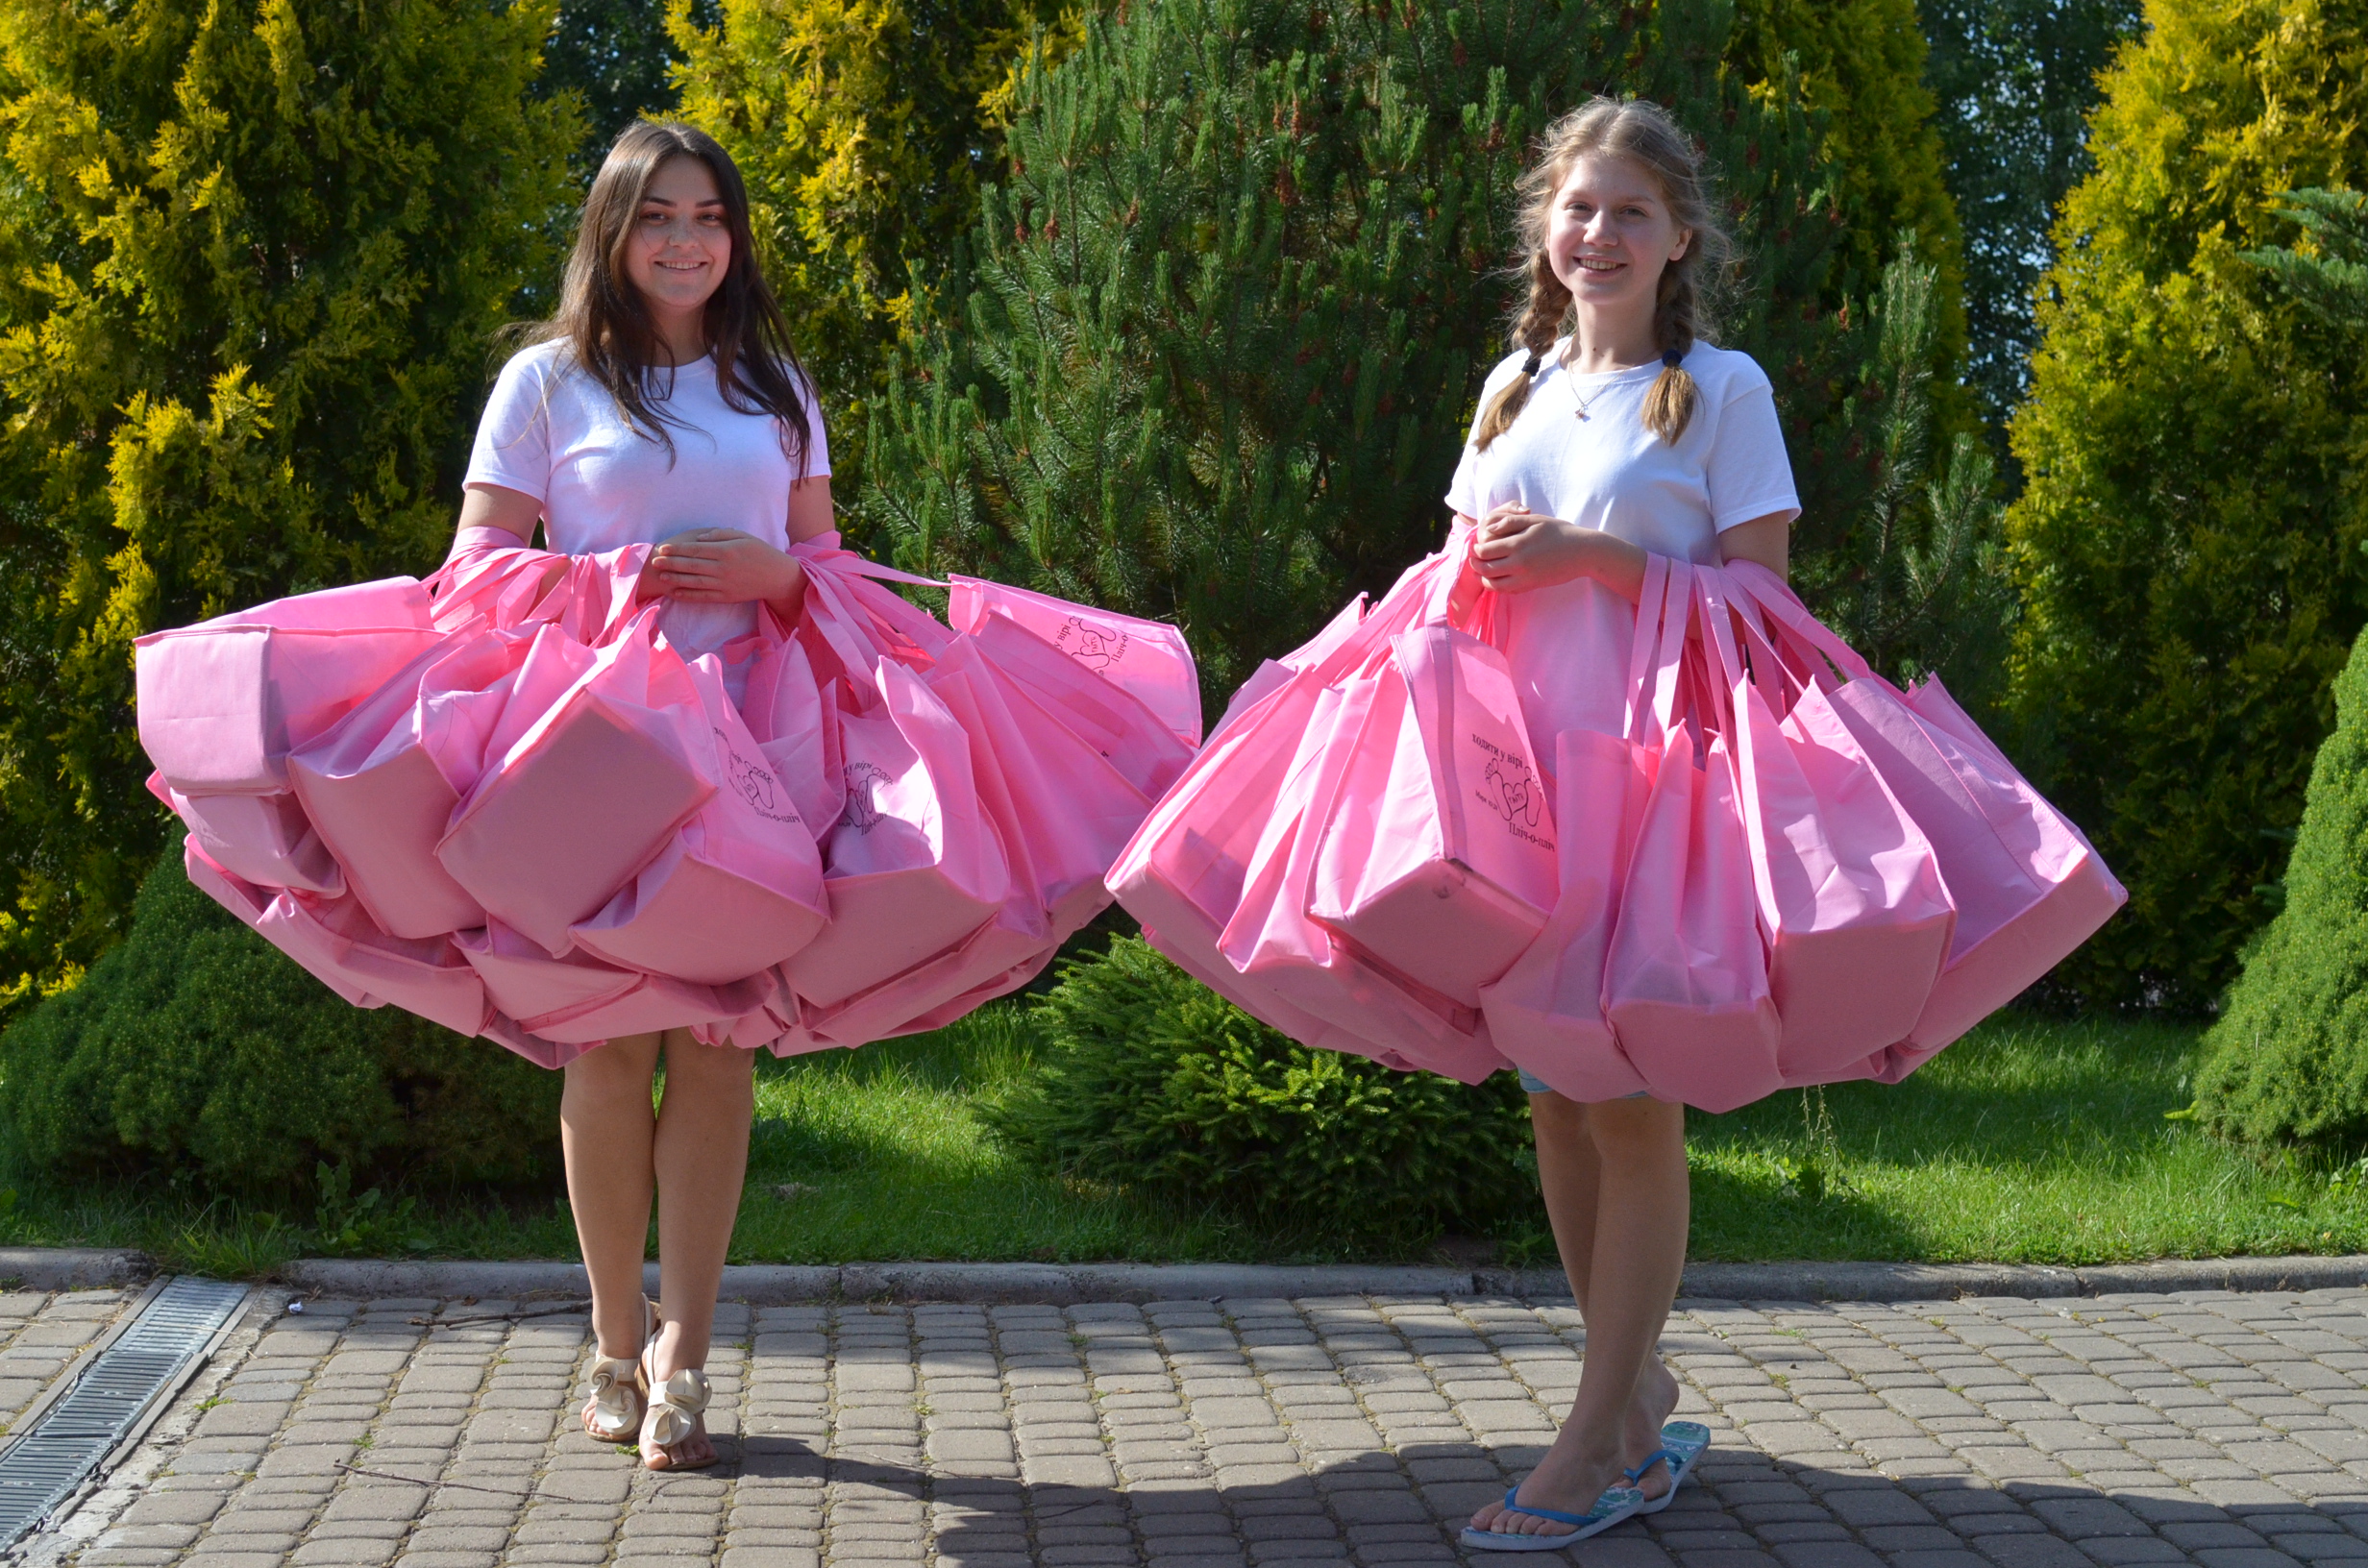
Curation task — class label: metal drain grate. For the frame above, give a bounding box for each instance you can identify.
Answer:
[0,1277,248,1547]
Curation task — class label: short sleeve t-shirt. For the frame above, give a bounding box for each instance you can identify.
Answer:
[1443,340,1799,748]
[464,340,831,656]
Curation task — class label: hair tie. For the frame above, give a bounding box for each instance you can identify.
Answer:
[1521,354,1543,379]
[1662,348,1684,370]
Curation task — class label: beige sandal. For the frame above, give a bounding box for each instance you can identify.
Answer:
[580,1296,657,1444]
[638,1333,714,1471]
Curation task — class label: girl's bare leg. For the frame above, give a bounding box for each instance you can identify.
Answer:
[1471,1093,1690,1536]
[562,1032,664,1362]
[642,1030,756,1468]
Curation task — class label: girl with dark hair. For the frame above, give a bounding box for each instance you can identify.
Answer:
[456,120,826,1473]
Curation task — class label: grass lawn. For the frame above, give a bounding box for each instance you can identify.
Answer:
[0,1002,2358,1277]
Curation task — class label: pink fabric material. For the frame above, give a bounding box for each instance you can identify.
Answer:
[151,772,344,896]
[948,576,1204,748]
[1694,568,1956,1077]
[1722,561,2126,1070]
[136,578,442,794]
[1109,535,1514,1084]
[1306,622,1558,1007]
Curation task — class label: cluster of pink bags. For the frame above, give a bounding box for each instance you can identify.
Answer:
[136,529,1198,1067]
[1112,530,2124,1111]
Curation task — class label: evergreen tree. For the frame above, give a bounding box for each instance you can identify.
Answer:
[1728,0,1970,397]
[2190,186,2368,1143]
[670,0,1072,497]
[542,0,714,173]
[1917,0,2144,433]
[2003,0,2368,1013]
[0,0,580,1015]
[861,0,1887,702]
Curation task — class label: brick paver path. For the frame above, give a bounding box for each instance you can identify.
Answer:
[0,1286,136,1435]
[51,1287,2368,1567]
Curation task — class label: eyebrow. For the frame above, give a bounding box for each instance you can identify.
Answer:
[639,196,727,208]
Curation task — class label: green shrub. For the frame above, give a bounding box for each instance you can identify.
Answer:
[2000,0,2368,1012]
[0,851,563,1198]
[984,938,1537,1247]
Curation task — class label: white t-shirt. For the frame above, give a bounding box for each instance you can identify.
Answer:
[464,339,831,655]
[1443,339,1799,752]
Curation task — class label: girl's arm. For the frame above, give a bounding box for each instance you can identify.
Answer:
[450,482,545,551]
[1465,504,1790,600]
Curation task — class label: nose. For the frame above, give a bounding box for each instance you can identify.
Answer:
[1581,209,1618,245]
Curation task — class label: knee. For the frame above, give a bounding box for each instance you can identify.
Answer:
[661,1037,756,1106]
[1528,1089,1589,1144]
[564,1034,661,1108]
[1584,1095,1686,1160]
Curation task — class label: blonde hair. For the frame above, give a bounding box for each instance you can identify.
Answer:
[1472,96,1731,450]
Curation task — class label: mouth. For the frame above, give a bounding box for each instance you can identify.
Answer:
[1573,256,1625,275]
[654,258,707,274]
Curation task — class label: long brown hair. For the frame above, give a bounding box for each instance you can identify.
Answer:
[1472,97,1731,451]
[530,121,815,474]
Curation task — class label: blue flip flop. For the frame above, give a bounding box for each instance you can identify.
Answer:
[1624,1420,1713,1514]
[1459,1482,1648,1551]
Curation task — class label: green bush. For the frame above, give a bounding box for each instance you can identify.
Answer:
[0,851,563,1198]
[984,938,1537,1247]
[2194,625,2368,1146]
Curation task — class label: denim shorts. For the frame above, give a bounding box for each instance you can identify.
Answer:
[1516,1067,1648,1099]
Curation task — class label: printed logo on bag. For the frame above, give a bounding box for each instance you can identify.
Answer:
[716,730,801,825]
[840,761,891,833]
[1469,734,1551,848]
[1056,615,1128,671]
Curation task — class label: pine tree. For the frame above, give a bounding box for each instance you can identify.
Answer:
[0,0,581,1015]
[2002,0,2368,1013]
[860,0,1884,703]
[669,0,1073,496]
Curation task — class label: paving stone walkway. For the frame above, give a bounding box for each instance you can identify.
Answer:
[0,1286,136,1437]
[45,1286,2368,1568]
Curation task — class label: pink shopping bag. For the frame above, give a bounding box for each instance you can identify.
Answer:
[254,889,493,1038]
[1695,568,1956,1076]
[136,577,443,794]
[955,612,1195,799]
[286,631,537,939]
[948,575,1203,748]
[569,652,829,986]
[150,772,344,896]
[1601,558,1783,1111]
[1478,726,1659,1102]
[1307,619,1559,1008]
[1723,561,2125,1065]
[776,657,1009,1012]
[436,612,715,956]
[454,921,768,1045]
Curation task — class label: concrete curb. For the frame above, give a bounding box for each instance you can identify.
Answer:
[12,1249,2360,1304]
[255,1253,2368,1306]
[0,1248,156,1291]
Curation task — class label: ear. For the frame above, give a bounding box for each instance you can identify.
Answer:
[1671,229,1692,262]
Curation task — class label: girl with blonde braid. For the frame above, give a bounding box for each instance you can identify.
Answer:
[1448,96,1796,1548]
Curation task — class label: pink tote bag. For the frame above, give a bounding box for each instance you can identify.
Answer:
[954,612,1195,799]
[948,575,1203,748]
[454,920,768,1045]
[1724,561,2125,1066]
[1600,558,1784,1112]
[256,890,493,1038]
[776,657,1009,1013]
[136,577,442,795]
[150,772,343,896]
[1695,568,1956,1076]
[569,653,829,986]
[1307,617,1559,1008]
[436,612,715,956]
[1478,726,1660,1103]
[286,630,537,939]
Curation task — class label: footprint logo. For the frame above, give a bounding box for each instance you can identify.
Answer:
[840,761,891,834]
[1056,615,1128,671]
[715,729,799,824]
[1483,756,1542,829]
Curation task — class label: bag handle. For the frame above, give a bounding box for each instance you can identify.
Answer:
[1722,558,1872,687]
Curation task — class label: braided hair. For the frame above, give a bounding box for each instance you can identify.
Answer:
[1472,96,1731,451]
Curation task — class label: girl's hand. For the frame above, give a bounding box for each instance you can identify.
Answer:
[641,528,804,609]
[1470,503,1592,594]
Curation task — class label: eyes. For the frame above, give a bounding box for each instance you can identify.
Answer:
[1563,200,1654,221]
[639,207,726,229]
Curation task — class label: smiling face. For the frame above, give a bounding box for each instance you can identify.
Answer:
[1545,151,1692,318]
[622,154,730,331]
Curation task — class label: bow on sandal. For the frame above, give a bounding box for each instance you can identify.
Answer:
[638,1337,715,1471]
[1459,1483,1647,1551]
[580,1296,658,1444]
[1625,1421,1713,1514]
